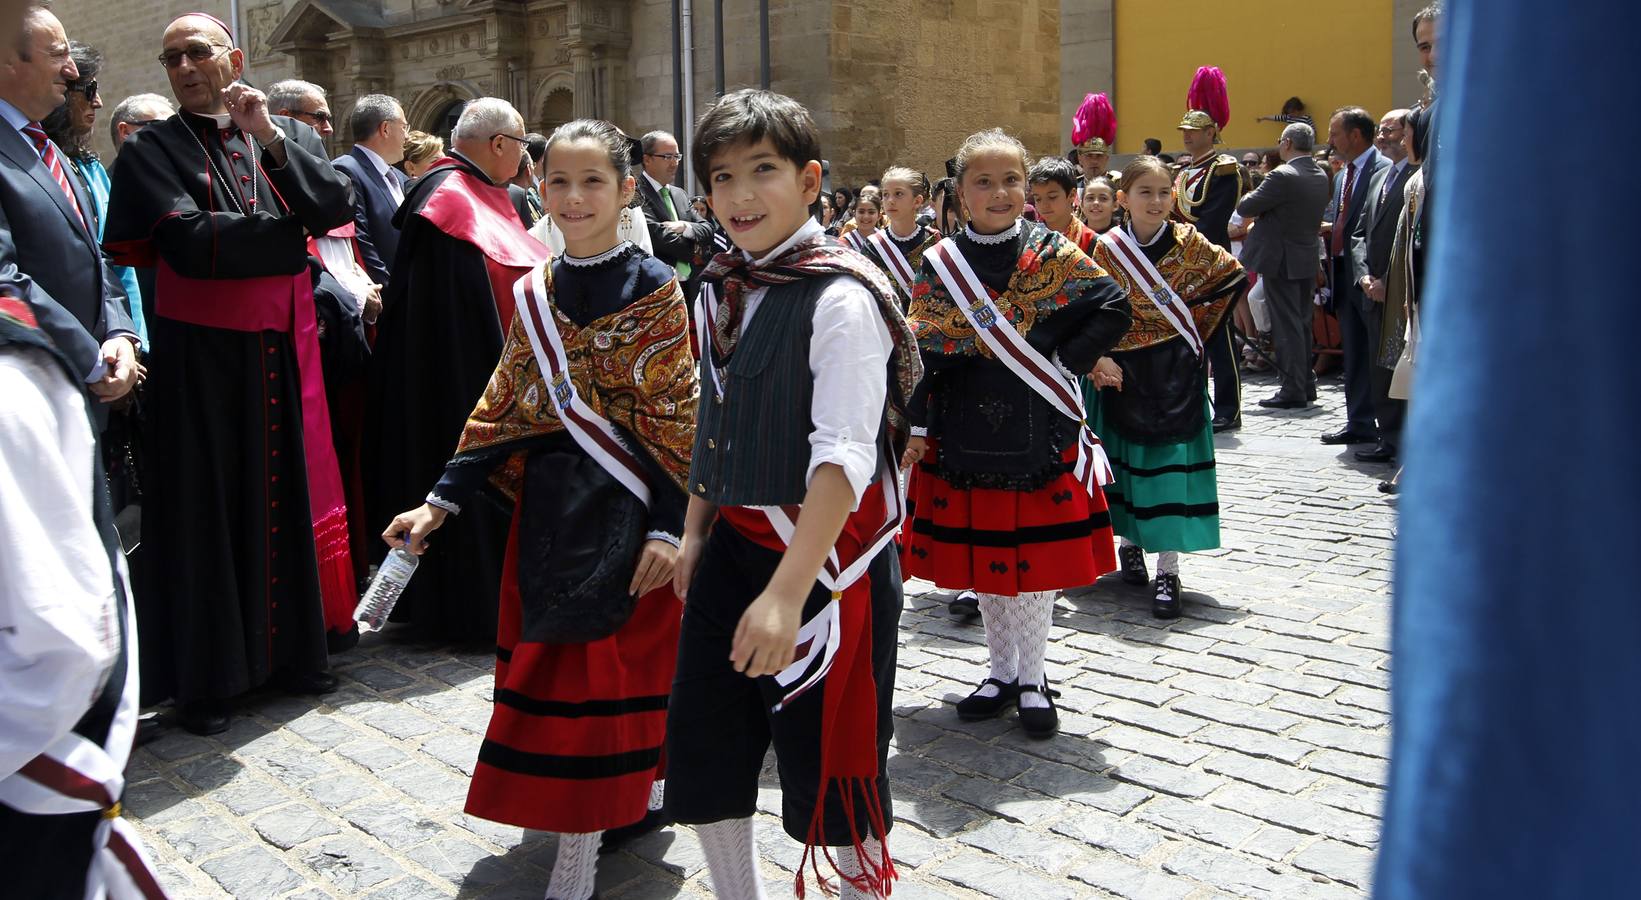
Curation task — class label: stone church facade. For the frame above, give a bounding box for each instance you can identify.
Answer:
[56,0,1066,187]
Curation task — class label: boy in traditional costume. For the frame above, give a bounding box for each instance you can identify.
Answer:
[383,120,695,900]
[664,89,920,899]
[1029,157,1097,253]
[1172,66,1251,433]
[1092,156,1245,619]
[902,129,1130,739]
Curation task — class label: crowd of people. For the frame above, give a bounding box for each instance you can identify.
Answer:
[0,0,1441,897]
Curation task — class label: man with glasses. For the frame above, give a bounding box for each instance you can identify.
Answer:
[0,4,138,410]
[268,78,333,140]
[364,97,548,643]
[103,12,359,737]
[108,92,172,154]
[333,93,409,287]
[637,130,711,300]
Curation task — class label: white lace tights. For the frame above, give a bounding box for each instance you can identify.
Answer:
[974,591,1057,709]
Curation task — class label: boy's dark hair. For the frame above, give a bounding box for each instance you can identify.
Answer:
[1027,157,1079,196]
[1143,137,1164,156]
[1282,96,1306,115]
[691,88,822,193]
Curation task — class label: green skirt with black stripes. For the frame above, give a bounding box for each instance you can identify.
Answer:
[1088,385,1221,553]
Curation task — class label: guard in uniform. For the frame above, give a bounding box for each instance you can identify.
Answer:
[1172,66,1250,432]
[1070,91,1119,203]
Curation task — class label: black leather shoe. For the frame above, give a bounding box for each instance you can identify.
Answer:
[1152,573,1182,620]
[1211,413,1241,433]
[600,808,669,854]
[1017,683,1060,739]
[1257,394,1308,410]
[1308,384,1318,401]
[276,670,339,696]
[1320,429,1375,445]
[955,678,1018,721]
[1354,443,1397,463]
[1377,480,1400,494]
[1118,543,1148,585]
[948,590,980,619]
[179,700,230,736]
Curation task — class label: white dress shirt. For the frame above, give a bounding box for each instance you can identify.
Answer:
[0,346,118,778]
[736,218,893,507]
[356,143,405,206]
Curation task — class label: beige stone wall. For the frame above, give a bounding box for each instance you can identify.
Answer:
[1060,0,1112,152]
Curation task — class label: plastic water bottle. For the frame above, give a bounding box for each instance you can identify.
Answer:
[354,540,419,633]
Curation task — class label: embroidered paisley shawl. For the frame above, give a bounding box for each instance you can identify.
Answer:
[906,223,1114,358]
[454,266,699,501]
[1093,222,1244,353]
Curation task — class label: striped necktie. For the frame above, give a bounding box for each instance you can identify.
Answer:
[21,122,86,231]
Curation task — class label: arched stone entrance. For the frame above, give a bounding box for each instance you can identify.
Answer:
[407,81,481,144]
[540,88,574,135]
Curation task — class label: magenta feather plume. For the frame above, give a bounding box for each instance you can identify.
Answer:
[1186,66,1230,129]
[1071,92,1117,146]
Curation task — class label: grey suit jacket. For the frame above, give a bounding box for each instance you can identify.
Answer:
[1350,161,1417,285]
[1236,155,1332,281]
[333,146,408,286]
[0,122,134,381]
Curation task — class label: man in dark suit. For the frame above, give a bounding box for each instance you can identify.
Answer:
[332,94,409,287]
[637,130,712,299]
[0,4,137,408]
[1349,109,1417,463]
[1237,122,1333,408]
[1320,106,1388,446]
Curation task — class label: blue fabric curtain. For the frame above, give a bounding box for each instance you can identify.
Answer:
[1375,1,1641,896]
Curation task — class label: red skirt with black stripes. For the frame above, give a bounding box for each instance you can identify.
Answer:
[903,439,1118,596]
[465,513,681,834]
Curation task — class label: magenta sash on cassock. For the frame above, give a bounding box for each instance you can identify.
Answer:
[155,260,358,632]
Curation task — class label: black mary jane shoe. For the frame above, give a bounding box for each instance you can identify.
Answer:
[1152,573,1183,620]
[947,590,981,619]
[600,808,669,854]
[1017,682,1061,739]
[1118,543,1149,585]
[276,669,340,696]
[178,700,230,736]
[955,679,1018,721]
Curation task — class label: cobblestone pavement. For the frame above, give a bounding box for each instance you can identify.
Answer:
[128,371,1396,899]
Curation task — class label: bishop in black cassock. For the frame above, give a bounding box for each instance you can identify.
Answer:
[105,14,356,734]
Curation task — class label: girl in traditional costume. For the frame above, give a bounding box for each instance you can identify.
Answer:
[863,166,944,310]
[382,119,697,900]
[902,129,1130,738]
[840,186,882,249]
[1089,156,1245,619]
[1080,175,1118,235]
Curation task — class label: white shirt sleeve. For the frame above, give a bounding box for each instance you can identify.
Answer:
[0,348,118,779]
[806,276,893,508]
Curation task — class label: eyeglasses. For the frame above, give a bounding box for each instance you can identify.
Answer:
[645,152,683,161]
[158,43,230,68]
[293,109,333,126]
[67,80,98,103]
[492,132,529,146]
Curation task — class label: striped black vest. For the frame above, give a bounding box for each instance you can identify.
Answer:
[690,275,890,507]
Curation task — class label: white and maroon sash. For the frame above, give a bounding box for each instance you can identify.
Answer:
[0,564,170,899]
[1099,227,1204,356]
[925,238,1115,493]
[842,229,869,254]
[763,461,907,711]
[513,265,652,508]
[866,229,916,295]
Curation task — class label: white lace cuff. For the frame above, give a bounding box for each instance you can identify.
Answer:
[425,493,462,515]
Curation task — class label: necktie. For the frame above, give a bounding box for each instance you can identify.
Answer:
[1332,161,1357,257]
[659,184,693,280]
[383,166,404,206]
[22,122,86,231]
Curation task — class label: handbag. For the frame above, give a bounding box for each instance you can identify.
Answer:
[515,445,647,644]
[1389,308,1419,400]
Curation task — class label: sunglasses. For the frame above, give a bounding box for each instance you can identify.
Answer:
[158,43,230,69]
[293,109,333,126]
[67,80,98,102]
